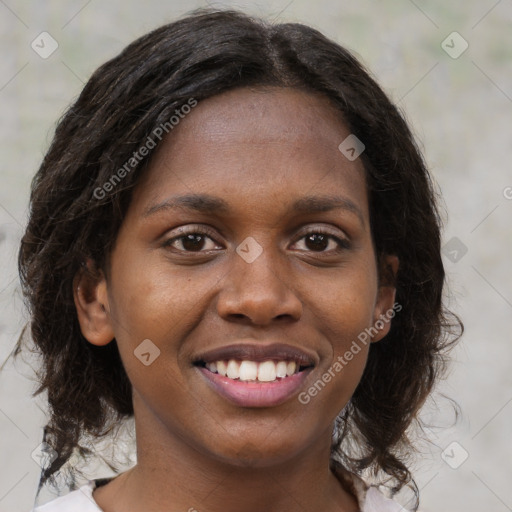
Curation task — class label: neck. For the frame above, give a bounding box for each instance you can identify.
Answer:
[94,397,358,512]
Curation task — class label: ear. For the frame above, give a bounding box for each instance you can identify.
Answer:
[73,259,115,346]
[371,254,399,343]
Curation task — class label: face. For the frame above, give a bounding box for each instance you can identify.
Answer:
[76,87,397,467]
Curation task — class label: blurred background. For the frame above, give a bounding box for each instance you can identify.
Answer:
[1,1,511,511]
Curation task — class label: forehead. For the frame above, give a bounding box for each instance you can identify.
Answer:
[132,87,367,219]
[164,87,353,154]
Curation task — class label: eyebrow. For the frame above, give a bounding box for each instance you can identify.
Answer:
[143,193,365,225]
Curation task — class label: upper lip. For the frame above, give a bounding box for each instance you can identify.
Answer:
[193,342,318,367]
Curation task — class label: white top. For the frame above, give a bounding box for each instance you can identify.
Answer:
[31,473,407,512]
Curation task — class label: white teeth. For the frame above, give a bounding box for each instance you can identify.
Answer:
[204,359,304,382]
[226,359,240,379]
[286,361,296,376]
[216,360,227,377]
[258,361,277,382]
[276,361,288,378]
[239,360,258,381]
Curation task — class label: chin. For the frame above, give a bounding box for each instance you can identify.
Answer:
[202,432,309,469]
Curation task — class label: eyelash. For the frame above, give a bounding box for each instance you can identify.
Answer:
[162,226,351,254]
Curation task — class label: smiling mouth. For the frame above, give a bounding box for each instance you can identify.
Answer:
[196,360,314,408]
[196,359,313,383]
[192,343,316,407]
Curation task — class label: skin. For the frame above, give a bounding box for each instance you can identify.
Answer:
[75,86,398,512]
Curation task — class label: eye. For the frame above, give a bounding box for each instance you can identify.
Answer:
[162,226,222,253]
[292,229,351,253]
[162,226,350,254]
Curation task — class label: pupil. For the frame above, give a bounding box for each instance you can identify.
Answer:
[183,234,204,251]
[306,233,328,251]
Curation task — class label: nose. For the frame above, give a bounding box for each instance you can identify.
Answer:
[216,245,303,326]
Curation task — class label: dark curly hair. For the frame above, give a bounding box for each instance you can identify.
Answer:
[17,8,462,509]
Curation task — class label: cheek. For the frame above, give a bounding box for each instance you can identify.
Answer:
[105,256,204,416]
[106,251,225,387]
[303,258,378,398]
[109,253,218,339]
[309,262,378,346]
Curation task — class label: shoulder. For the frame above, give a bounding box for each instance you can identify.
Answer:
[31,481,102,512]
[332,462,410,512]
[361,485,407,511]
[351,477,408,512]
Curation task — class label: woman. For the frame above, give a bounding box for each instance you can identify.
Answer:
[19,9,461,512]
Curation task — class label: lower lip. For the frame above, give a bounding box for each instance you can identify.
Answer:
[197,367,312,407]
